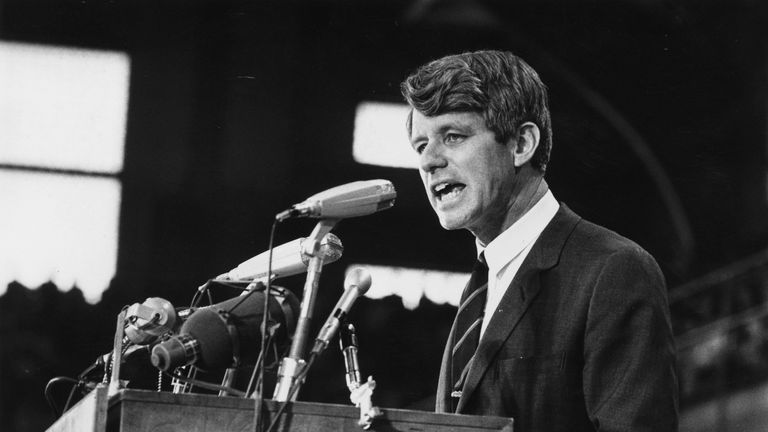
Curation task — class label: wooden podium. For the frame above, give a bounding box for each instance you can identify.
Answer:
[47,387,513,432]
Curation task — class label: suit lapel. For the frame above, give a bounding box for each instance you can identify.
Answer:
[456,204,581,412]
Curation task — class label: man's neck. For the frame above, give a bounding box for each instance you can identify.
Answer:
[474,175,549,247]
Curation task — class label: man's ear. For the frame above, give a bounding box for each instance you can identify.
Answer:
[509,122,540,167]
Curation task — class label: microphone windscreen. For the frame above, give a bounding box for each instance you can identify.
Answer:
[179,308,232,370]
[179,286,299,371]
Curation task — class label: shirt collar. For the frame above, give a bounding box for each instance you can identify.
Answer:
[476,189,560,275]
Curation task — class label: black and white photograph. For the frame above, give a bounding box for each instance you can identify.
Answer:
[0,1,766,431]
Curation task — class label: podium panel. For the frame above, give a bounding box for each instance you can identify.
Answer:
[107,389,513,432]
[47,385,108,432]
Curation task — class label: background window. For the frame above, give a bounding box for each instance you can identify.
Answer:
[0,41,130,303]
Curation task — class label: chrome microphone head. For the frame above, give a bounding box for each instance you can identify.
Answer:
[124,297,178,345]
[344,267,372,295]
[318,232,344,263]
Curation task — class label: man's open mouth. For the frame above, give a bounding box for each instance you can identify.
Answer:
[433,182,466,201]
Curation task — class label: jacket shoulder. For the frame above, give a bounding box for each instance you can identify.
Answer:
[571,217,655,260]
[556,211,664,283]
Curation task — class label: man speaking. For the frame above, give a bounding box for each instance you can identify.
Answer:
[400,50,678,431]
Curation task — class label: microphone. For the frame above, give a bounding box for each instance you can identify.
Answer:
[311,268,372,355]
[124,297,180,345]
[340,323,362,391]
[216,233,343,281]
[150,286,300,372]
[79,344,151,380]
[276,179,396,221]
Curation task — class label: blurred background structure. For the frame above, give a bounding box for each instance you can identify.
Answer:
[1,1,767,431]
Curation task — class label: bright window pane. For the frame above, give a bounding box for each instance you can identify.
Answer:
[0,170,121,303]
[352,102,417,169]
[346,264,468,310]
[0,41,130,173]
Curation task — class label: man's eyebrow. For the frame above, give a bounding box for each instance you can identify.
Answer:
[410,120,474,145]
[409,131,427,145]
[436,122,472,135]
[442,122,468,131]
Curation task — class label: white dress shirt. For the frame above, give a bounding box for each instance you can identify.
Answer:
[476,190,560,338]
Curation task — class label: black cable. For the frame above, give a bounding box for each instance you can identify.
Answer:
[254,219,280,432]
[62,381,81,413]
[44,376,85,419]
[44,377,71,417]
[206,285,214,305]
[246,327,277,398]
[245,348,264,398]
[224,222,277,315]
[217,280,254,291]
[190,282,206,309]
[192,279,255,311]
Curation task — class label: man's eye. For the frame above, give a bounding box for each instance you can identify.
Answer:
[445,133,463,143]
[415,143,427,154]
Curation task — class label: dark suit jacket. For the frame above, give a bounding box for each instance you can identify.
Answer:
[436,205,678,432]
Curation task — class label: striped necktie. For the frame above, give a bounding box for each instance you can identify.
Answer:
[451,255,488,406]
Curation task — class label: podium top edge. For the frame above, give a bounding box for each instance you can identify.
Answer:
[109,389,513,428]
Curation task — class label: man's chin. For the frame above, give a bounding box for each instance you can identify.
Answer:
[436,214,466,231]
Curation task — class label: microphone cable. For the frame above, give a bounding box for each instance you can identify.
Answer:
[253,218,279,432]
[44,376,81,419]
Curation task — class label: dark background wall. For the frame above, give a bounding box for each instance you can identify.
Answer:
[1,1,767,431]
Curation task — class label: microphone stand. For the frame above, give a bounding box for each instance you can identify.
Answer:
[340,323,381,430]
[272,219,339,401]
[218,367,238,396]
[108,308,128,397]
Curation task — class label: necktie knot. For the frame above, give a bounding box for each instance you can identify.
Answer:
[474,252,488,284]
[459,254,488,306]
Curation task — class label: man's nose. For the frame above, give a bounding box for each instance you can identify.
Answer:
[419,141,447,173]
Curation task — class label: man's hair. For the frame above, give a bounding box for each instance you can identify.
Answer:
[400,50,553,173]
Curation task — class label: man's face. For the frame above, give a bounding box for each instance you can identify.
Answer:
[410,110,518,240]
